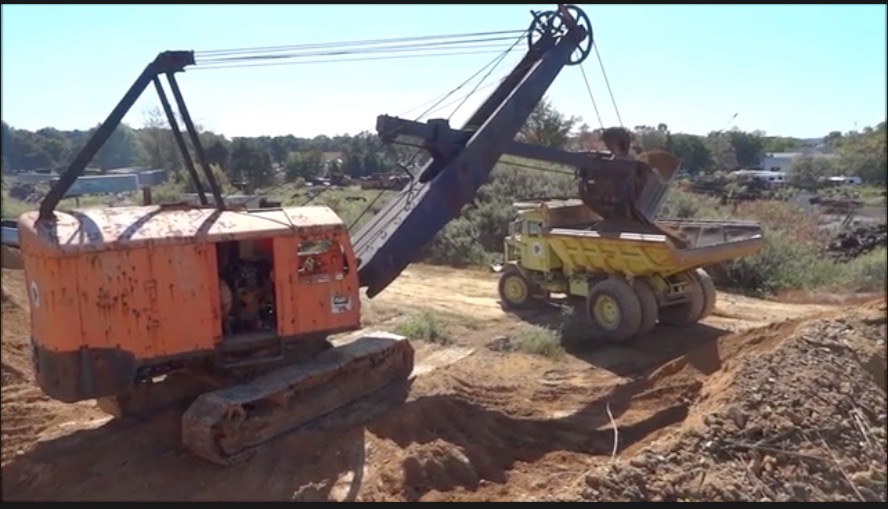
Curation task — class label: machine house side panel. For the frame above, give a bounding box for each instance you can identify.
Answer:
[24,254,84,353]
[147,243,220,356]
[76,249,154,358]
[274,234,361,337]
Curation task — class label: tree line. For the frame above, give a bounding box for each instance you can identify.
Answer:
[2,100,885,190]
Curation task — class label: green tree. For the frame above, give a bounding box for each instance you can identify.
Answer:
[725,129,765,168]
[517,97,578,149]
[762,135,806,153]
[139,107,182,176]
[204,140,230,170]
[788,154,836,190]
[35,127,73,168]
[836,122,887,184]
[633,124,670,152]
[229,138,274,189]
[93,123,146,170]
[284,150,323,181]
[704,132,739,172]
[669,133,711,176]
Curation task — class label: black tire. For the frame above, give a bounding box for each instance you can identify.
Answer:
[659,271,704,326]
[633,278,659,335]
[498,266,535,310]
[585,278,643,342]
[696,268,717,320]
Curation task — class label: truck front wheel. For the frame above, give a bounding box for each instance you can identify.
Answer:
[585,278,643,342]
[498,266,539,310]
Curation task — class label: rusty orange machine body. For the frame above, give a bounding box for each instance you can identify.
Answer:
[17,204,363,404]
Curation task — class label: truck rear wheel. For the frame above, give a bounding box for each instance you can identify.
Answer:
[696,268,717,320]
[659,271,705,326]
[633,278,659,335]
[585,278,643,342]
[498,266,537,310]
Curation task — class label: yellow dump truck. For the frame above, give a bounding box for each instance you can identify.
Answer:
[498,198,764,342]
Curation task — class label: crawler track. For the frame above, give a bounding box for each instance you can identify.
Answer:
[181,333,415,465]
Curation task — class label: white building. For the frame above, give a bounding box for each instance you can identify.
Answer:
[759,151,837,173]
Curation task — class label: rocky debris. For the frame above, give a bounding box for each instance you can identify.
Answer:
[580,316,887,502]
[827,223,887,262]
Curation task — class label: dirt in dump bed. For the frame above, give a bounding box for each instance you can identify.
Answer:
[1,258,884,502]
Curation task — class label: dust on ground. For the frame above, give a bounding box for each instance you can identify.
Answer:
[1,262,885,501]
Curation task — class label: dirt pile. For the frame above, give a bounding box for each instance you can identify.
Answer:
[581,302,887,502]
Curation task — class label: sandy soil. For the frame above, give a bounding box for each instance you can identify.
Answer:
[1,263,885,501]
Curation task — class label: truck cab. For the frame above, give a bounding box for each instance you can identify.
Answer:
[504,199,600,273]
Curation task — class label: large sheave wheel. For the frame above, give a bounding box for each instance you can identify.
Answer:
[585,278,643,342]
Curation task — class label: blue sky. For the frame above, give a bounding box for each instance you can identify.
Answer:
[2,4,886,139]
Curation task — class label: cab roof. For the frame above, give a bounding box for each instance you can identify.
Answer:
[18,204,345,254]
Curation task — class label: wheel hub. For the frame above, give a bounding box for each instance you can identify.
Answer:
[593,295,621,330]
[504,276,528,303]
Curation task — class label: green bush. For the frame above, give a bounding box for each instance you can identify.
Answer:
[422,161,574,266]
[840,248,888,293]
[510,327,565,360]
[1,193,31,218]
[660,188,722,219]
[719,230,839,296]
[394,310,452,345]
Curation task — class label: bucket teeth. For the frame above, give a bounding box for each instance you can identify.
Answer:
[181,333,414,466]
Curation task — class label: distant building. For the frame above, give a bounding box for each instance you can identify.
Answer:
[759,151,837,173]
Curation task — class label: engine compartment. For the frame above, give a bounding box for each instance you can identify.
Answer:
[217,239,277,338]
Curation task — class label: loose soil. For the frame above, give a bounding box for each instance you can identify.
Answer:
[1,262,884,501]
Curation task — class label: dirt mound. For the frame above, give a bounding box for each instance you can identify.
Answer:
[581,302,887,502]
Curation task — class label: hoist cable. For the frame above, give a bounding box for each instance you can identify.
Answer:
[195,30,526,58]
[579,64,604,129]
[592,44,622,127]
[194,48,522,72]
[410,39,525,123]
[446,32,525,120]
[347,34,529,233]
[228,39,525,209]
[196,36,520,66]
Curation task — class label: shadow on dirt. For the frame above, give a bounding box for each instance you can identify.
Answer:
[0,381,410,502]
[507,297,729,378]
[2,356,694,503]
[365,383,692,500]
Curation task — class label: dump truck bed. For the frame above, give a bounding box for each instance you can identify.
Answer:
[545,219,763,278]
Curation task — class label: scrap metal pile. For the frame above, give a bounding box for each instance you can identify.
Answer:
[826,223,888,262]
